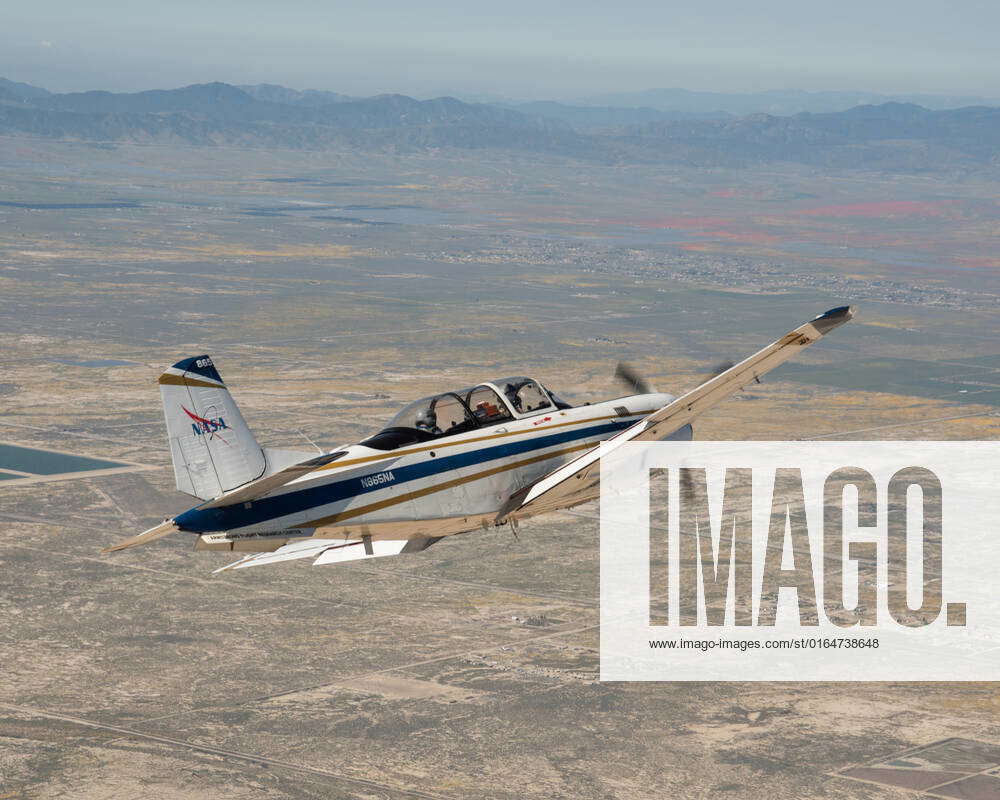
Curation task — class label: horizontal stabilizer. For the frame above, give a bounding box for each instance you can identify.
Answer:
[102,520,180,554]
[200,450,347,509]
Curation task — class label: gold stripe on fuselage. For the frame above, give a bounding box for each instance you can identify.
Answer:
[310,409,655,474]
[303,439,598,530]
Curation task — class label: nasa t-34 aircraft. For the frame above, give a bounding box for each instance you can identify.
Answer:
[103,306,855,571]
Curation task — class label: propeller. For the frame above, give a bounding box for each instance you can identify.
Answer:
[699,360,735,385]
[614,362,653,394]
[615,358,738,397]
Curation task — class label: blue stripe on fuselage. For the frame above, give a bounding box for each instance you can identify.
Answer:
[175,419,631,532]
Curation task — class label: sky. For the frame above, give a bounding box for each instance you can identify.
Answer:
[3,0,1000,99]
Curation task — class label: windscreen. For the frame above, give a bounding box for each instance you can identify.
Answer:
[494,377,552,414]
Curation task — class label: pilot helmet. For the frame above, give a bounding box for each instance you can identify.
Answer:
[415,408,438,429]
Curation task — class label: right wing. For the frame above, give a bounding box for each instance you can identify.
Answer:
[497,305,856,522]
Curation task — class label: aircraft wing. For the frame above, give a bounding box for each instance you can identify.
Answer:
[213,536,439,573]
[497,305,856,522]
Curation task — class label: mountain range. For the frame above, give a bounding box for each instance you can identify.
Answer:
[1,78,998,172]
[572,87,1000,116]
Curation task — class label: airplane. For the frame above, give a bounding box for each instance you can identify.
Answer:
[102,305,856,571]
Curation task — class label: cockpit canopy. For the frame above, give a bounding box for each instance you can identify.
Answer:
[362,377,570,451]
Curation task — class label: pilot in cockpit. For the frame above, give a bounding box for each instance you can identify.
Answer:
[503,383,523,413]
[414,408,442,435]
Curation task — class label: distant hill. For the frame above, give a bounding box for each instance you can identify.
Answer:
[1,79,998,172]
[503,101,729,130]
[35,82,260,115]
[236,83,354,106]
[0,82,589,156]
[616,103,1000,169]
[27,82,563,129]
[576,87,1000,116]
[0,77,51,104]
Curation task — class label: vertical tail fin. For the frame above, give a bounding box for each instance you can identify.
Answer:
[158,355,265,500]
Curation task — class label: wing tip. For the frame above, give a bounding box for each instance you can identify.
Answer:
[212,559,246,574]
[811,304,857,334]
[101,520,180,554]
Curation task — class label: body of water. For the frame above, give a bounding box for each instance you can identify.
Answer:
[0,443,130,475]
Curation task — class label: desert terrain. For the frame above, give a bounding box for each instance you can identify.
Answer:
[2,137,1000,798]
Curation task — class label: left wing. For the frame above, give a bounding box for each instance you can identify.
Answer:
[214,536,440,573]
[497,305,856,522]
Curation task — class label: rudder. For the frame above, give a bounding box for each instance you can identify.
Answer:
[159,355,265,500]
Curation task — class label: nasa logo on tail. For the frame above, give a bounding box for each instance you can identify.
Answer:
[182,405,230,443]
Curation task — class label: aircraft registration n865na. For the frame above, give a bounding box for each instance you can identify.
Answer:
[102,306,855,572]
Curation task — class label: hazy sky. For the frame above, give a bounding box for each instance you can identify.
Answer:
[3,0,1000,98]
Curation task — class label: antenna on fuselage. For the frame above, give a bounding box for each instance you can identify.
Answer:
[296,429,324,454]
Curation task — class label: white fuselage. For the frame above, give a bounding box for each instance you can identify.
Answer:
[182,392,684,552]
